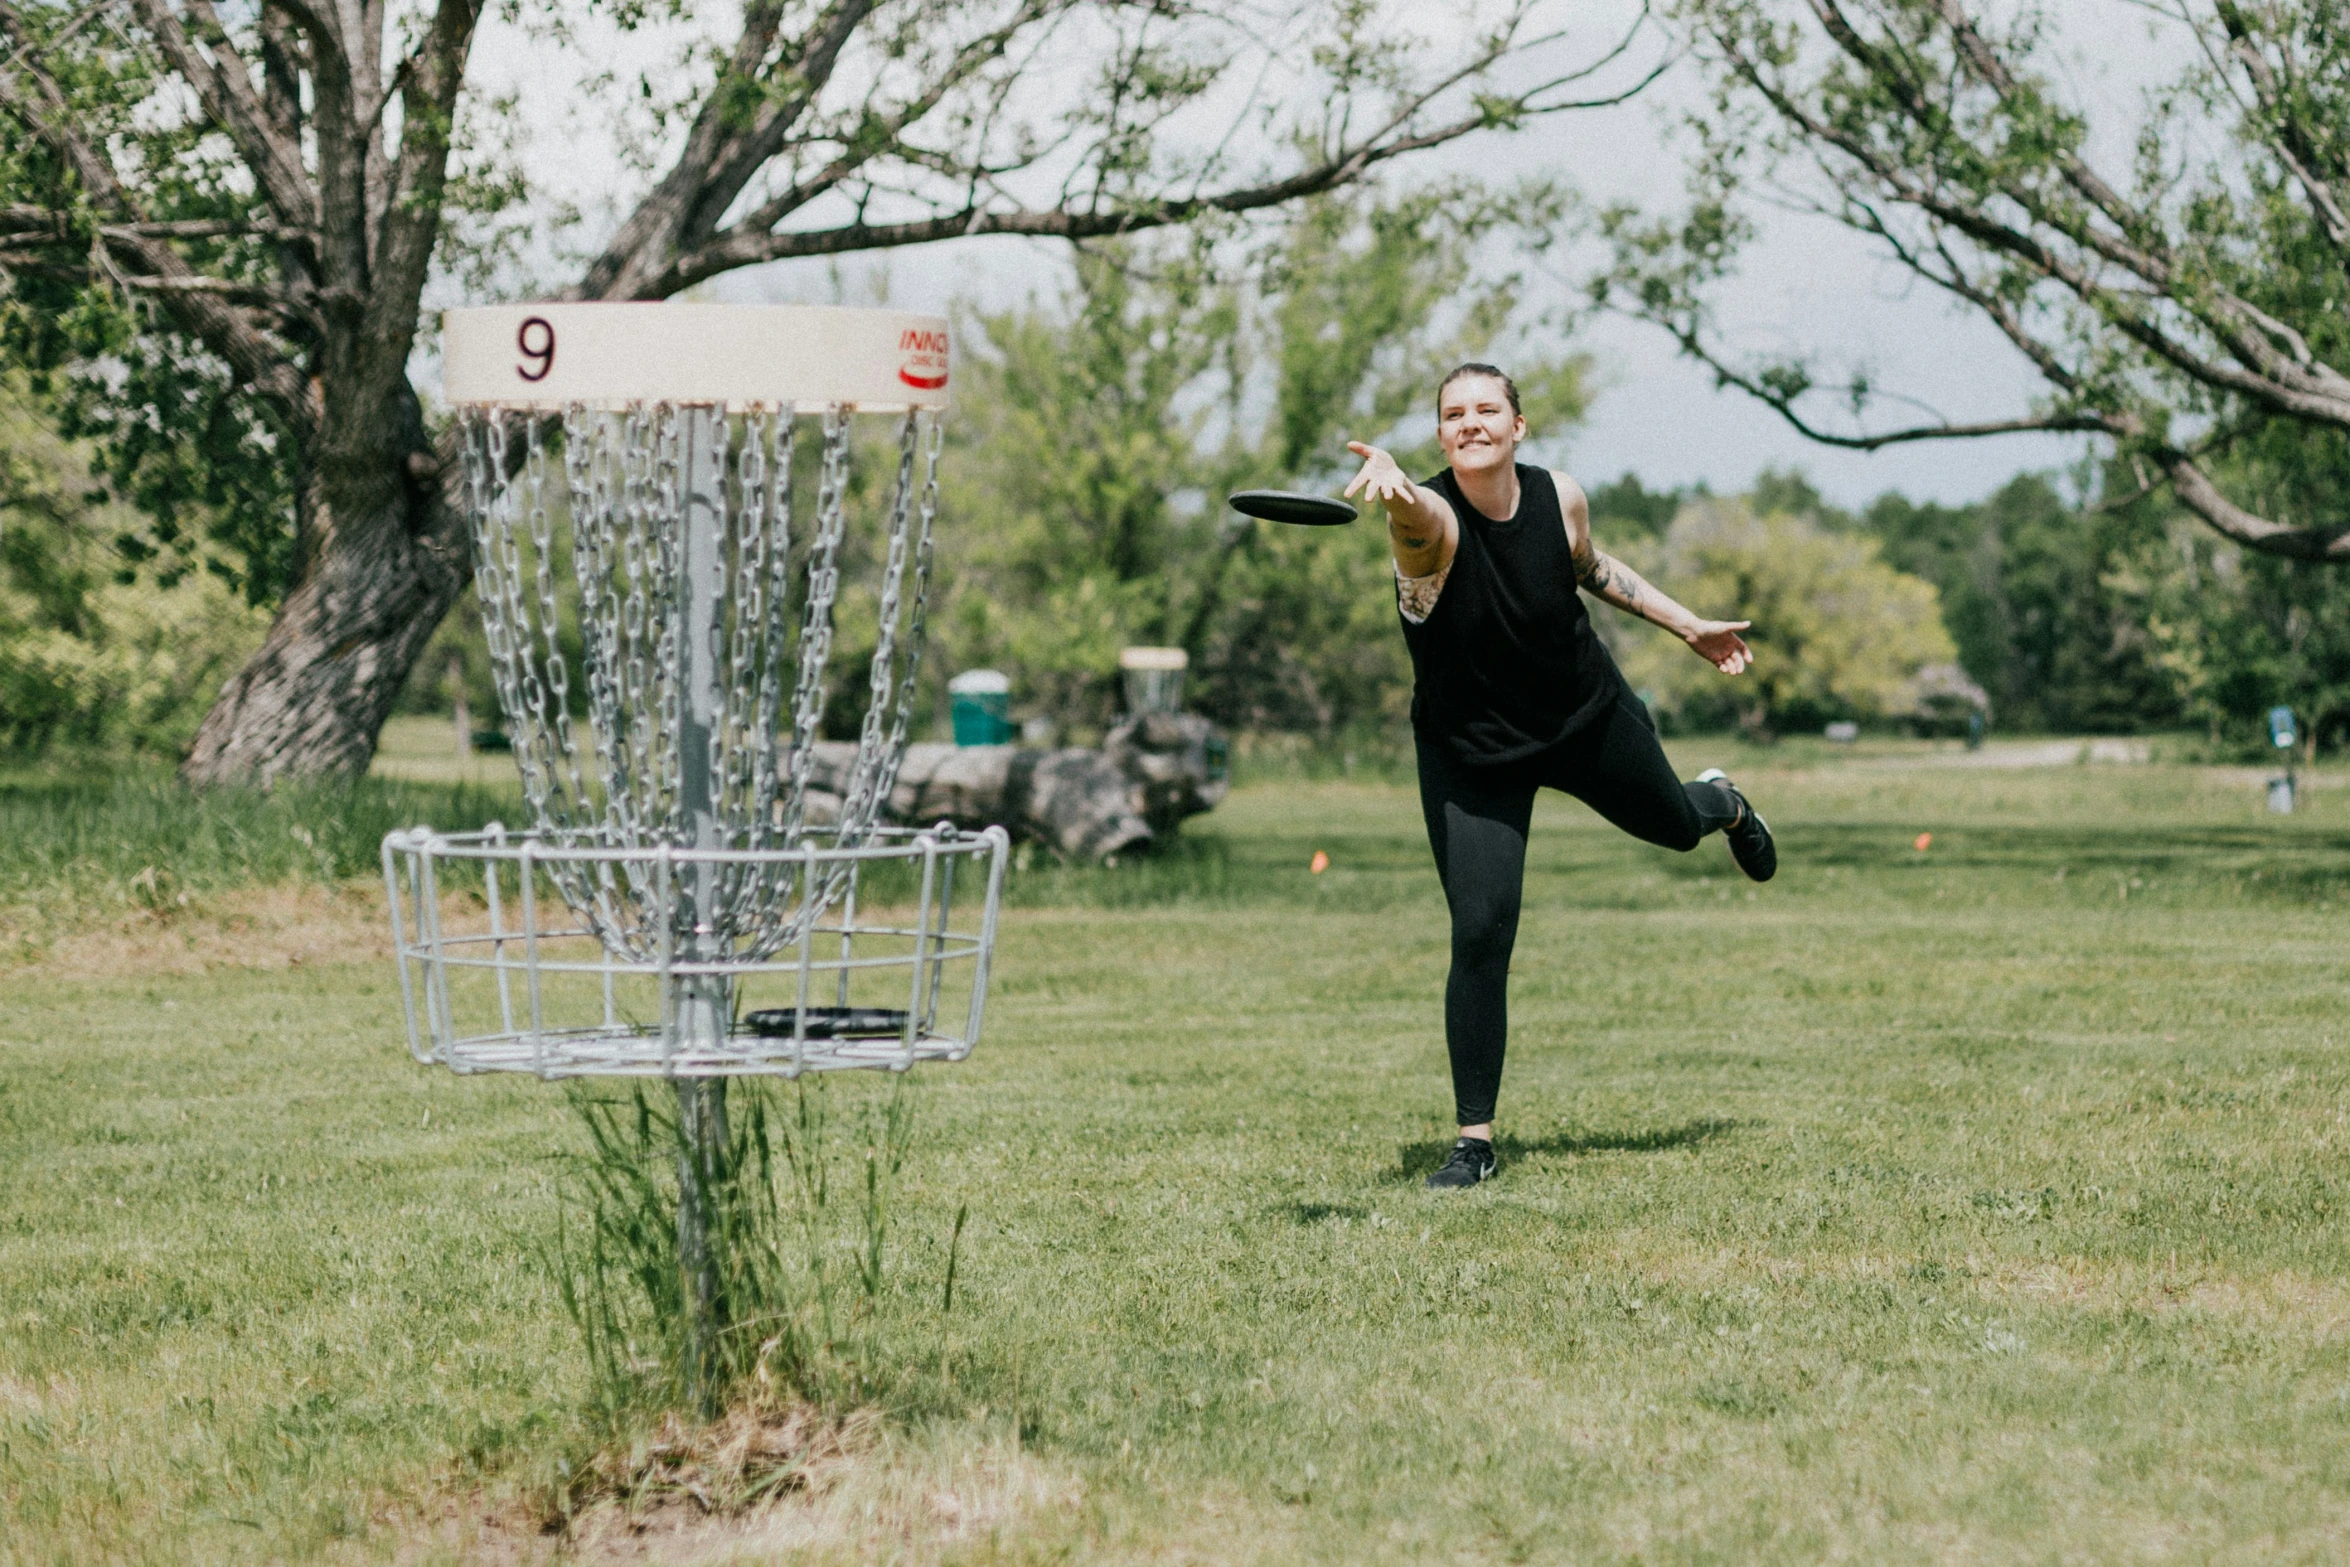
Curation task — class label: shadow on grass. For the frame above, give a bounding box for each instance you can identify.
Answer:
[1382,1117,1739,1185]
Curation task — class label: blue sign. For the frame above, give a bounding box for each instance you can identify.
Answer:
[2269,705,2298,750]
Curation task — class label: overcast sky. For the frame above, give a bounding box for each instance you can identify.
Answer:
[469,0,2194,509]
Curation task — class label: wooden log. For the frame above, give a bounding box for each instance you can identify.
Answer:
[805,713,1228,860]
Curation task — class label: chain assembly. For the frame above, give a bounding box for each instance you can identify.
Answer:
[455,403,946,965]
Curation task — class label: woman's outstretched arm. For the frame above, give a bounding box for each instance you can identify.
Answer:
[1555,471,1754,676]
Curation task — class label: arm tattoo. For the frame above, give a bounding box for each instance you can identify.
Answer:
[1581,547,1649,615]
[1570,532,1599,583]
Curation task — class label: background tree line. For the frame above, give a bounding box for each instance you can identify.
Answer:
[390,183,2350,759]
[13,180,2350,762]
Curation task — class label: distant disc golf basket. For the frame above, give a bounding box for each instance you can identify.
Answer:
[382,304,1010,1081]
[1119,646,1188,715]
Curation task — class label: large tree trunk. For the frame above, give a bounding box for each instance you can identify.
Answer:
[180,393,468,787]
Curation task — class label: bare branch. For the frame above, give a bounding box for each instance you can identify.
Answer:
[1646,309,2114,450]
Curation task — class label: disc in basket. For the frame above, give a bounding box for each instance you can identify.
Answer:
[1228,489,1357,526]
[744,1007,914,1040]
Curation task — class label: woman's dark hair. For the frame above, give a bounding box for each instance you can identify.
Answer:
[1437,362,1521,418]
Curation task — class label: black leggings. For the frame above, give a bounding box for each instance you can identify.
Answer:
[1416,688,1740,1127]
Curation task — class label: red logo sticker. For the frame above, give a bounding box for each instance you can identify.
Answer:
[897,327,949,390]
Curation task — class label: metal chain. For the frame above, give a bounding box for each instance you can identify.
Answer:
[864,411,945,824]
[717,410,803,935]
[779,405,852,848]
[722,411,809,951]
[463,398,937,966]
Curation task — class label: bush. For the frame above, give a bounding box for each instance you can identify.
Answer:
[1,383,267,758]
[1608,497,1957,736]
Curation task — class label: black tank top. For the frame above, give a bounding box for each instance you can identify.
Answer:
[1400,463,1623,765]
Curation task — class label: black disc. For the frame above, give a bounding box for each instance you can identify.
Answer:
[1227,489,1358,526]
[744,1006,912,1040]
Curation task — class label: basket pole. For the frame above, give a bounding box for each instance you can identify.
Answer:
[673,404,733,1412]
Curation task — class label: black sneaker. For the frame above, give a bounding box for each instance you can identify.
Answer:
[1698,768,1776,882]
[1424,1137,1498,1190]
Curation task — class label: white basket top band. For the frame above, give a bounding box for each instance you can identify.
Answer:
[441,303,951,411]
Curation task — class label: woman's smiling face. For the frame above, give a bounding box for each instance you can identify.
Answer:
[1437,373,1525,477]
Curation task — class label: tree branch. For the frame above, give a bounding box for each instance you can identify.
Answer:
[1649,312,2113,450]
[359,0,482,384]
[666,75,1610,292]
[575,0,878,300]
[0,203,310,241]
[125,0,315,227]
[0,3,307,419]
[2213,0,2350,256]
[707,1,1058,251]
[1710,22,2350,433]
[1918,0,2350,402]
[2158,444,2350,559]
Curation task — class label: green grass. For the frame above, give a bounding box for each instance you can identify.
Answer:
[0,764,511,951]
[6,742,2350,1561]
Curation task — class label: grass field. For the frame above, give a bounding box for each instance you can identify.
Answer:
[5,736,2350,1562]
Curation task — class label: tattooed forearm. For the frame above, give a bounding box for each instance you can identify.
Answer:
[1582,549,1661,619]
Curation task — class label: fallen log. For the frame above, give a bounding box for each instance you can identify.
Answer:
[805,713,1229,860]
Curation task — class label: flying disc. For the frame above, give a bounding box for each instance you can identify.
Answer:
[744,1006,912,1040]
[1228,489,1357,526]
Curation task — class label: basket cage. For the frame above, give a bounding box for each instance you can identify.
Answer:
[383,822,1008,1079]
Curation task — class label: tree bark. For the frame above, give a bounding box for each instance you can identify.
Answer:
[180,395,469,785]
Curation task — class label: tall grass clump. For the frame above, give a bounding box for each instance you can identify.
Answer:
[554,1075,919,1428]
[0,772,511,901]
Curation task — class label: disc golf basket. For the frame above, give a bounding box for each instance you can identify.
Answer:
[380,304,1006,1401]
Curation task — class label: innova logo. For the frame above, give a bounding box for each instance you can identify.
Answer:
[898,327,949,390]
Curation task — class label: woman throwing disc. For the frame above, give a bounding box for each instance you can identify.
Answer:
[1345,364,1776,1190]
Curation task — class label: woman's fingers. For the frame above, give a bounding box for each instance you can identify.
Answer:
[1342,442,1392,500]
[1348,465,1410,505]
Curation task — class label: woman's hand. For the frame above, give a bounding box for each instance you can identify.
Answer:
[1343,441,1415,508]
[1686,620,1754,675]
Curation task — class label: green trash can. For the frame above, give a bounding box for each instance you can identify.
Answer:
[948,669,1014,746]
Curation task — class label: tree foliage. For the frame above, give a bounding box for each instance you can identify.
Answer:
[0,379,264,754]
[1598,0,2350,559]
[938,190,1588,738]
[1608,494,1956,734]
